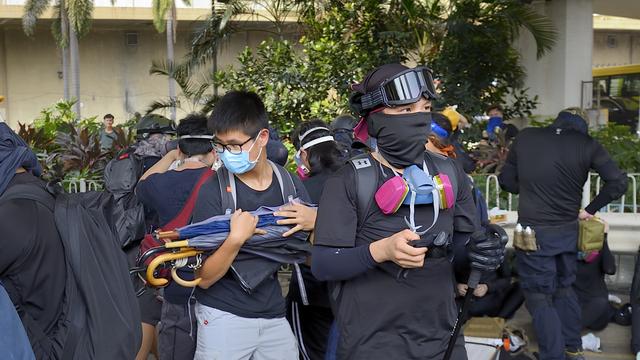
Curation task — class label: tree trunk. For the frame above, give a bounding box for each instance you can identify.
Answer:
[167,6,176,122]
[213,49,218,97]
[61,1,70,100]
[69,24,81,119]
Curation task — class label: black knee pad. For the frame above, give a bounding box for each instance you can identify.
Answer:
[523,290,553,315]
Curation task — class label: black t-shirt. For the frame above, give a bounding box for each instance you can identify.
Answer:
[313,152,478,359]
[137,168,206,226]
[137,168,207,303]
[302,172,331,204]
[192,167,310,319]
[499,127,627,225]
[0,173,66,341]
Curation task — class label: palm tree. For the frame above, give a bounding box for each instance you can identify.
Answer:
[187,0,245,97]
[23,0,94,119]
[152,0,195,121]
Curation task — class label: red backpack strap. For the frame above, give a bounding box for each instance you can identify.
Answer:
[163,168,214,230]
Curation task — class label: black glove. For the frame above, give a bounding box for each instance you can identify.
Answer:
[468,224,508,272]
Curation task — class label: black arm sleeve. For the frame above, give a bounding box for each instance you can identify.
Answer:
[453,165,480,233]
[498,137,519,194]
[585,141,628,214]
[311,245,376,281]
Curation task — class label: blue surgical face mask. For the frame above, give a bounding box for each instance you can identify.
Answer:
[219,136,262,174]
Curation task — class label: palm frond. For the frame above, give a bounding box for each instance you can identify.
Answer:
[50,2,68,48]
[501,4,557,59]
[146,99,178,115]
[66,0,93,36]
[186,0,245,66]
[22,0,51,36]
[150,59,193,93]
[152,0,171,32]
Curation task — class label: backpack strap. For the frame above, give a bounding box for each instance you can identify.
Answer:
[217,166,236,215]
[349,153,378,232]
[217,161,298,214]
[268,160,297,203]
[0,183,55,211]
[163,168,214,229]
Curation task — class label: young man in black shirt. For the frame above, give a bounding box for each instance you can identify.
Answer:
[311,64,502,359]
[136,114,216,360]
[499,107,628,360]
[191,91,312,359]
[0,122,66,358]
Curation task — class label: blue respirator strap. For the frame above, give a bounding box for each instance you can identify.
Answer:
[404,161,439,234]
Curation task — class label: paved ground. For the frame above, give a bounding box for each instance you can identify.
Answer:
[507,298,634,359]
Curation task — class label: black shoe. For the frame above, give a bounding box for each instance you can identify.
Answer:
[614,303,632,326]
[565,349,586,360]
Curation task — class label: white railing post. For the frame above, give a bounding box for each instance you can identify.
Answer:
[581,175,591,210]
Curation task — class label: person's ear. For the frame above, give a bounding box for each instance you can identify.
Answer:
[258,128,270,147]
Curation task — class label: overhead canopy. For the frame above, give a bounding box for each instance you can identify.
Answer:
[594,0,640,20]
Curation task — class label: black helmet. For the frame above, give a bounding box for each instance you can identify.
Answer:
[136,114,177,139]
[330,114,357,133]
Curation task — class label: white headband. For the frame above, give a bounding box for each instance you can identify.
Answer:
[299,127,330,142]
[301,135,335,150]
[179,135,214,140]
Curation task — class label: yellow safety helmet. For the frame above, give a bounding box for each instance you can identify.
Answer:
[0,95,5,103]
[441,106,465,131]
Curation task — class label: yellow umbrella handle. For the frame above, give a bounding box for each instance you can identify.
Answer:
[171,268,202,287]
[145,250,201,287]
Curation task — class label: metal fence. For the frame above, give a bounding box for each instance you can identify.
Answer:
[478,173,640,213]
[62,179,103,193]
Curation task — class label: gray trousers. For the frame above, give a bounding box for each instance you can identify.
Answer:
[194,303,298,360]
[158,300,197,360]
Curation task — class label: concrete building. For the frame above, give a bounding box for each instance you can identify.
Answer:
[0,0,297,127]
[593,15,640,68]
[2,0,640,126]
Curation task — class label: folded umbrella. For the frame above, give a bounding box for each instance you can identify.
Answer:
[143,201,315,294]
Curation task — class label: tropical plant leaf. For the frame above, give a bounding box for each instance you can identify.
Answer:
[66,0,93,37]
[146,98,179,114]
[501,4,557,59]
[152,0,171,32]
[22,0,51,36]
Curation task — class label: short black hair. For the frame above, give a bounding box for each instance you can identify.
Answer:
[209,91,269,137]
[177,113,213,157]
[292,119,343,174]
[104,113,114,120]
[485,104,504,114]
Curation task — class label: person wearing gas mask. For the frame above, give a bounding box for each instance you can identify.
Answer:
[284,119,344,360]
[483,104,518,143]
[499,107,628,360]
[311,64,506,360]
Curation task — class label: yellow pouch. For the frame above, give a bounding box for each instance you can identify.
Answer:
[578,217,605,253]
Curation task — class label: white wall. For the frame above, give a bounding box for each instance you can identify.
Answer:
[517,0,594,117]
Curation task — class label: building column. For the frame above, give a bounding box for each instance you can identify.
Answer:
[518,0,594,117]
[0,28,9,126]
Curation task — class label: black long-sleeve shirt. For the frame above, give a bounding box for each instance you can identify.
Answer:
[498,127,628,225]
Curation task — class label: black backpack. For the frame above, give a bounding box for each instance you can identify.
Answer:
[0,183,142,360]
[103,151,147,248]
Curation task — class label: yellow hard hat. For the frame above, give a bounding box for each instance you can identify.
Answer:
[441,106,462,131]
[0,95,4,103]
